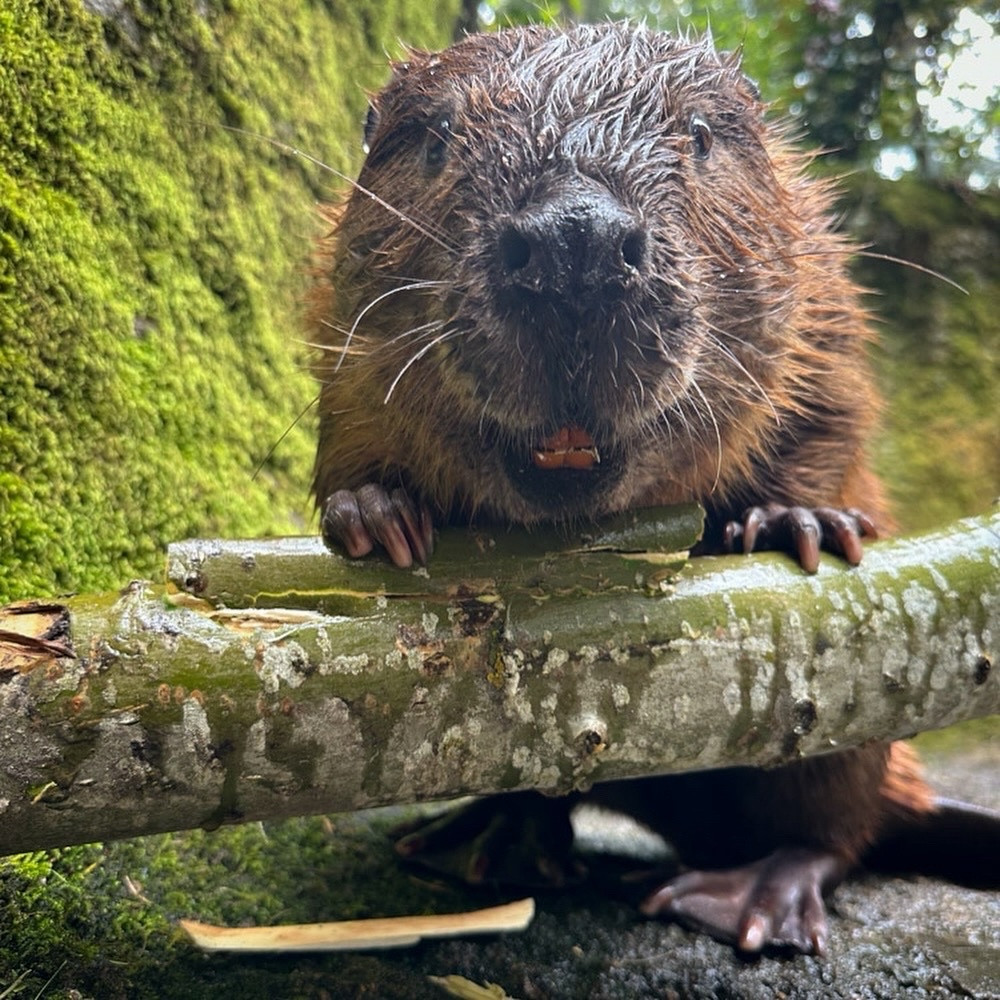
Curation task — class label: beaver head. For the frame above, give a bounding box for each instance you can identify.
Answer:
[313,23,860,526]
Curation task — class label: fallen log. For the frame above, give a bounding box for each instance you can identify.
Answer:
[0,506,996,856]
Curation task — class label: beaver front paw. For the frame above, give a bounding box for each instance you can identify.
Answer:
[724,503,877,573]
[640,846,847,955]
[321,484,434,567]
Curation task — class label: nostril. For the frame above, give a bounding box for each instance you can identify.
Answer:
[497,185,646,297]
[621,229,646,270]
[499,227,532,272]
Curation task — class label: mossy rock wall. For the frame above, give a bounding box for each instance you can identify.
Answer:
[0,0,459,603]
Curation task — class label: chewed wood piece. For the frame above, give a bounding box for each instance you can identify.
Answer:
[178,897,535,953]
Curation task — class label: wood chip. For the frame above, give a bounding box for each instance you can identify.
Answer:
[178,897,535,953]
[429,975,517,999]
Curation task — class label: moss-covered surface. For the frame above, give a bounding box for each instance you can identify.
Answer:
[0,0,454,986]
[0,0,457,604]
[0,809,444,999]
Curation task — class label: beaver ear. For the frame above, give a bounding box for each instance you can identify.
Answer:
[717,45,763,104]
[740,72,762,102]
[362,103,379,154]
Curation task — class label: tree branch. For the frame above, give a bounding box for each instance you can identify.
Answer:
[1,507,996,856]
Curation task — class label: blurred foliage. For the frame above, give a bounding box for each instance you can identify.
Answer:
[474,0,998,190]
[845,172,1000,530]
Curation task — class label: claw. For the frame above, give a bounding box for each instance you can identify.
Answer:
[640,847,845,955]
[739,910,770,953]
[741,505,767,554]
[393,793,579,889]
[321,490,376,558]
[725,503,877,573]
[320,483,434,567]
[787,507,822,573]
[388,488,433,565]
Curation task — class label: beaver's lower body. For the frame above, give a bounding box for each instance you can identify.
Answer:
[394,738,970,953]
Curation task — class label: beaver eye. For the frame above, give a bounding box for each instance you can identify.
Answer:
[689,115,713,159]
[423,117,451,175]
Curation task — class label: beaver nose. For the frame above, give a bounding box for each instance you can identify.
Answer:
[498,183,646,301]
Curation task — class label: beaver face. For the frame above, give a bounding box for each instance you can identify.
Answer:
[322,24,811,520]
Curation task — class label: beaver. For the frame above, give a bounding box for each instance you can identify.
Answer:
[311,23,998,954]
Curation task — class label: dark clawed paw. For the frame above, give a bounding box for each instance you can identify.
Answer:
[393,794,581,889]
[639,847,845,955]
[725,503,878,573]
[321,484,433,568]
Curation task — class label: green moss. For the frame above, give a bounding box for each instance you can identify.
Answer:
[0,0,458,604]
[913,715,1000,755]
[0,809,452,999]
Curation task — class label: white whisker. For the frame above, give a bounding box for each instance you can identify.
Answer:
[337,280,445,371]
[384,327,456,403]
[703,327,780,425]
[215,123,457,253]
[688,378,723,492]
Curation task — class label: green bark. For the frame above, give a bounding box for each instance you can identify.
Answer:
[2,507,996,856]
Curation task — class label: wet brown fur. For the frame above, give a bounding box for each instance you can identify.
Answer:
[311,24,930,871]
